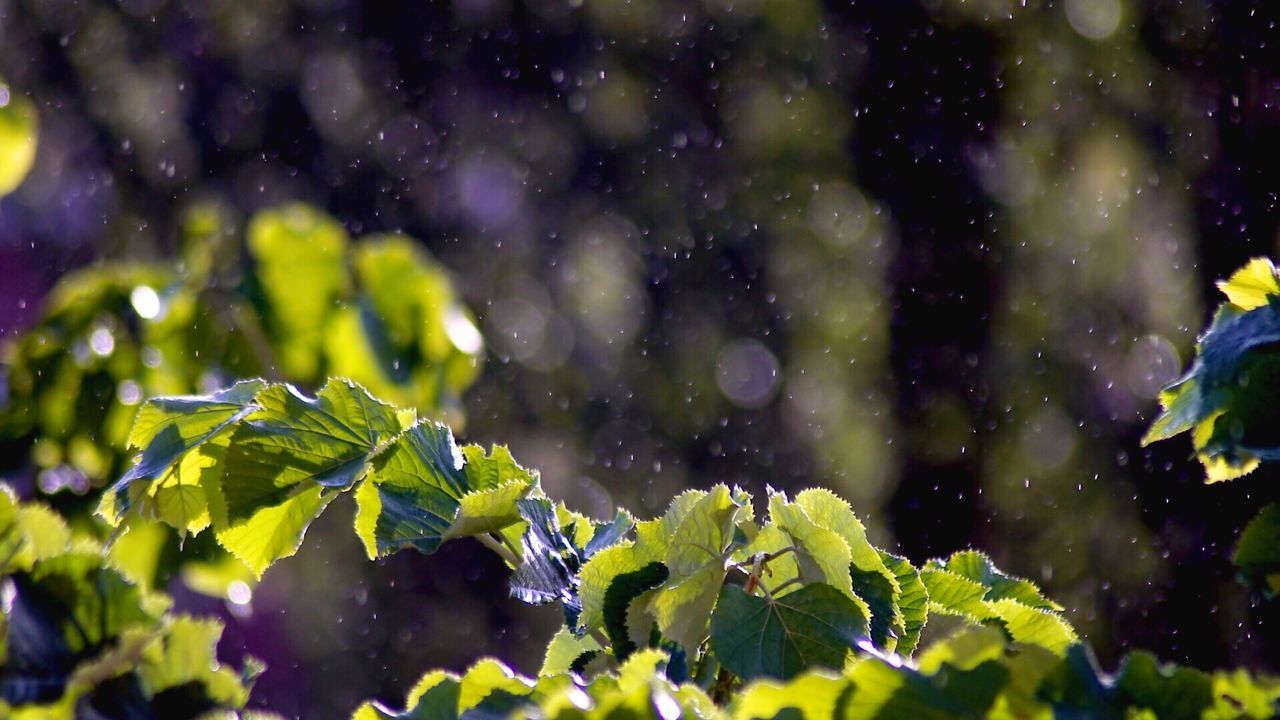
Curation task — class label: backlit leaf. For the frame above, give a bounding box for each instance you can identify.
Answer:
[709,583,867,681]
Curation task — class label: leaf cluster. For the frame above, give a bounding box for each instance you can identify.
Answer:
[0,203,481,600]
[73,376,1280,719]
[0,486,266,719]
[360,626,1280,720]
[0,203,481,494]
[1144,258,1280,596]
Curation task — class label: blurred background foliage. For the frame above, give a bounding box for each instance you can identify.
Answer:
[2,0,1280,717]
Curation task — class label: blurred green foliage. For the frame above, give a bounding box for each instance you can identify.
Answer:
[0,202,482,600]
[1,203,482,495]
[0,486,268,719]
[0,77,37,197]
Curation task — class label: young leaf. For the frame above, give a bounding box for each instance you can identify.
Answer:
[136,616,255,708]
[931,550,1061,611]
[1,496,72,574]
[922,553,1076,655]
[767,493,857,599]
[215,485,334,578]
[709,583,868,681]
[986,599,1077,655]
[578,543,655,634]
[1216,257,1280,311]
[650,485,748,653]
[919,567,995,621]
[456,658,535,714]
[793,488,904,651]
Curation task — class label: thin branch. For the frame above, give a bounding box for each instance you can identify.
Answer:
[589,628,611,651]
[769,577,802,597]
[478,533,519,567]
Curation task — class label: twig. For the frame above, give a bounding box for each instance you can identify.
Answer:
[478,533,519,567]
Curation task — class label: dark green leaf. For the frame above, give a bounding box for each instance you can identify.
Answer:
[358,421,468,557]
[603,562,668,661]
[880,552,927,657]
[1234,503,1280,597]
[710,583,868,681]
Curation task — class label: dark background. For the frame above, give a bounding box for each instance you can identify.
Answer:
[3,0,1280,716]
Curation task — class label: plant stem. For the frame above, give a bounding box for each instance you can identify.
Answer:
[478,533,519,567]
[769,577,802,597]
[709,668,734,704]
[589,628,611,651]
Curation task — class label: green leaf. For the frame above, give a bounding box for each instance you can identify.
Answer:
[540,628,602,677]
[916,626,1060,719]
[221,379,399,509]
[665,486,747,579]
[1141,379,1206,446]
[137,616,254,707]
[3,553,160,705]
[125,380,266,452]
[1234,503,1280,597]
[1207,669,1280,719]
[0,80,38,196]
[510,498,582,618]
[247,204,351,379]
[1216,257,1280,311]
[99,380,264,531]
[919,568,994,621]
[843,655,1009,720]
[456,658,534,713]
[767,493,859,602]
[195,379,398,574]
[215,484,334,578]
[577,542,654,634]
[603,562,668,660]
[2,500,72,573]
[1115,651,1213,720]
[793,489,903,652]
[1036,644,1120,719]
[449,446,538,540]
[880,552,928,657]
[930,550,1061,611]
[986,599,1077,655]
[1141,278,1280,482]
[647,486,748,653]
[709,583,868,681]
[356,425,537,562]
[730,671,849,720]
[352,674,461,720]
[921,554,1076,656]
